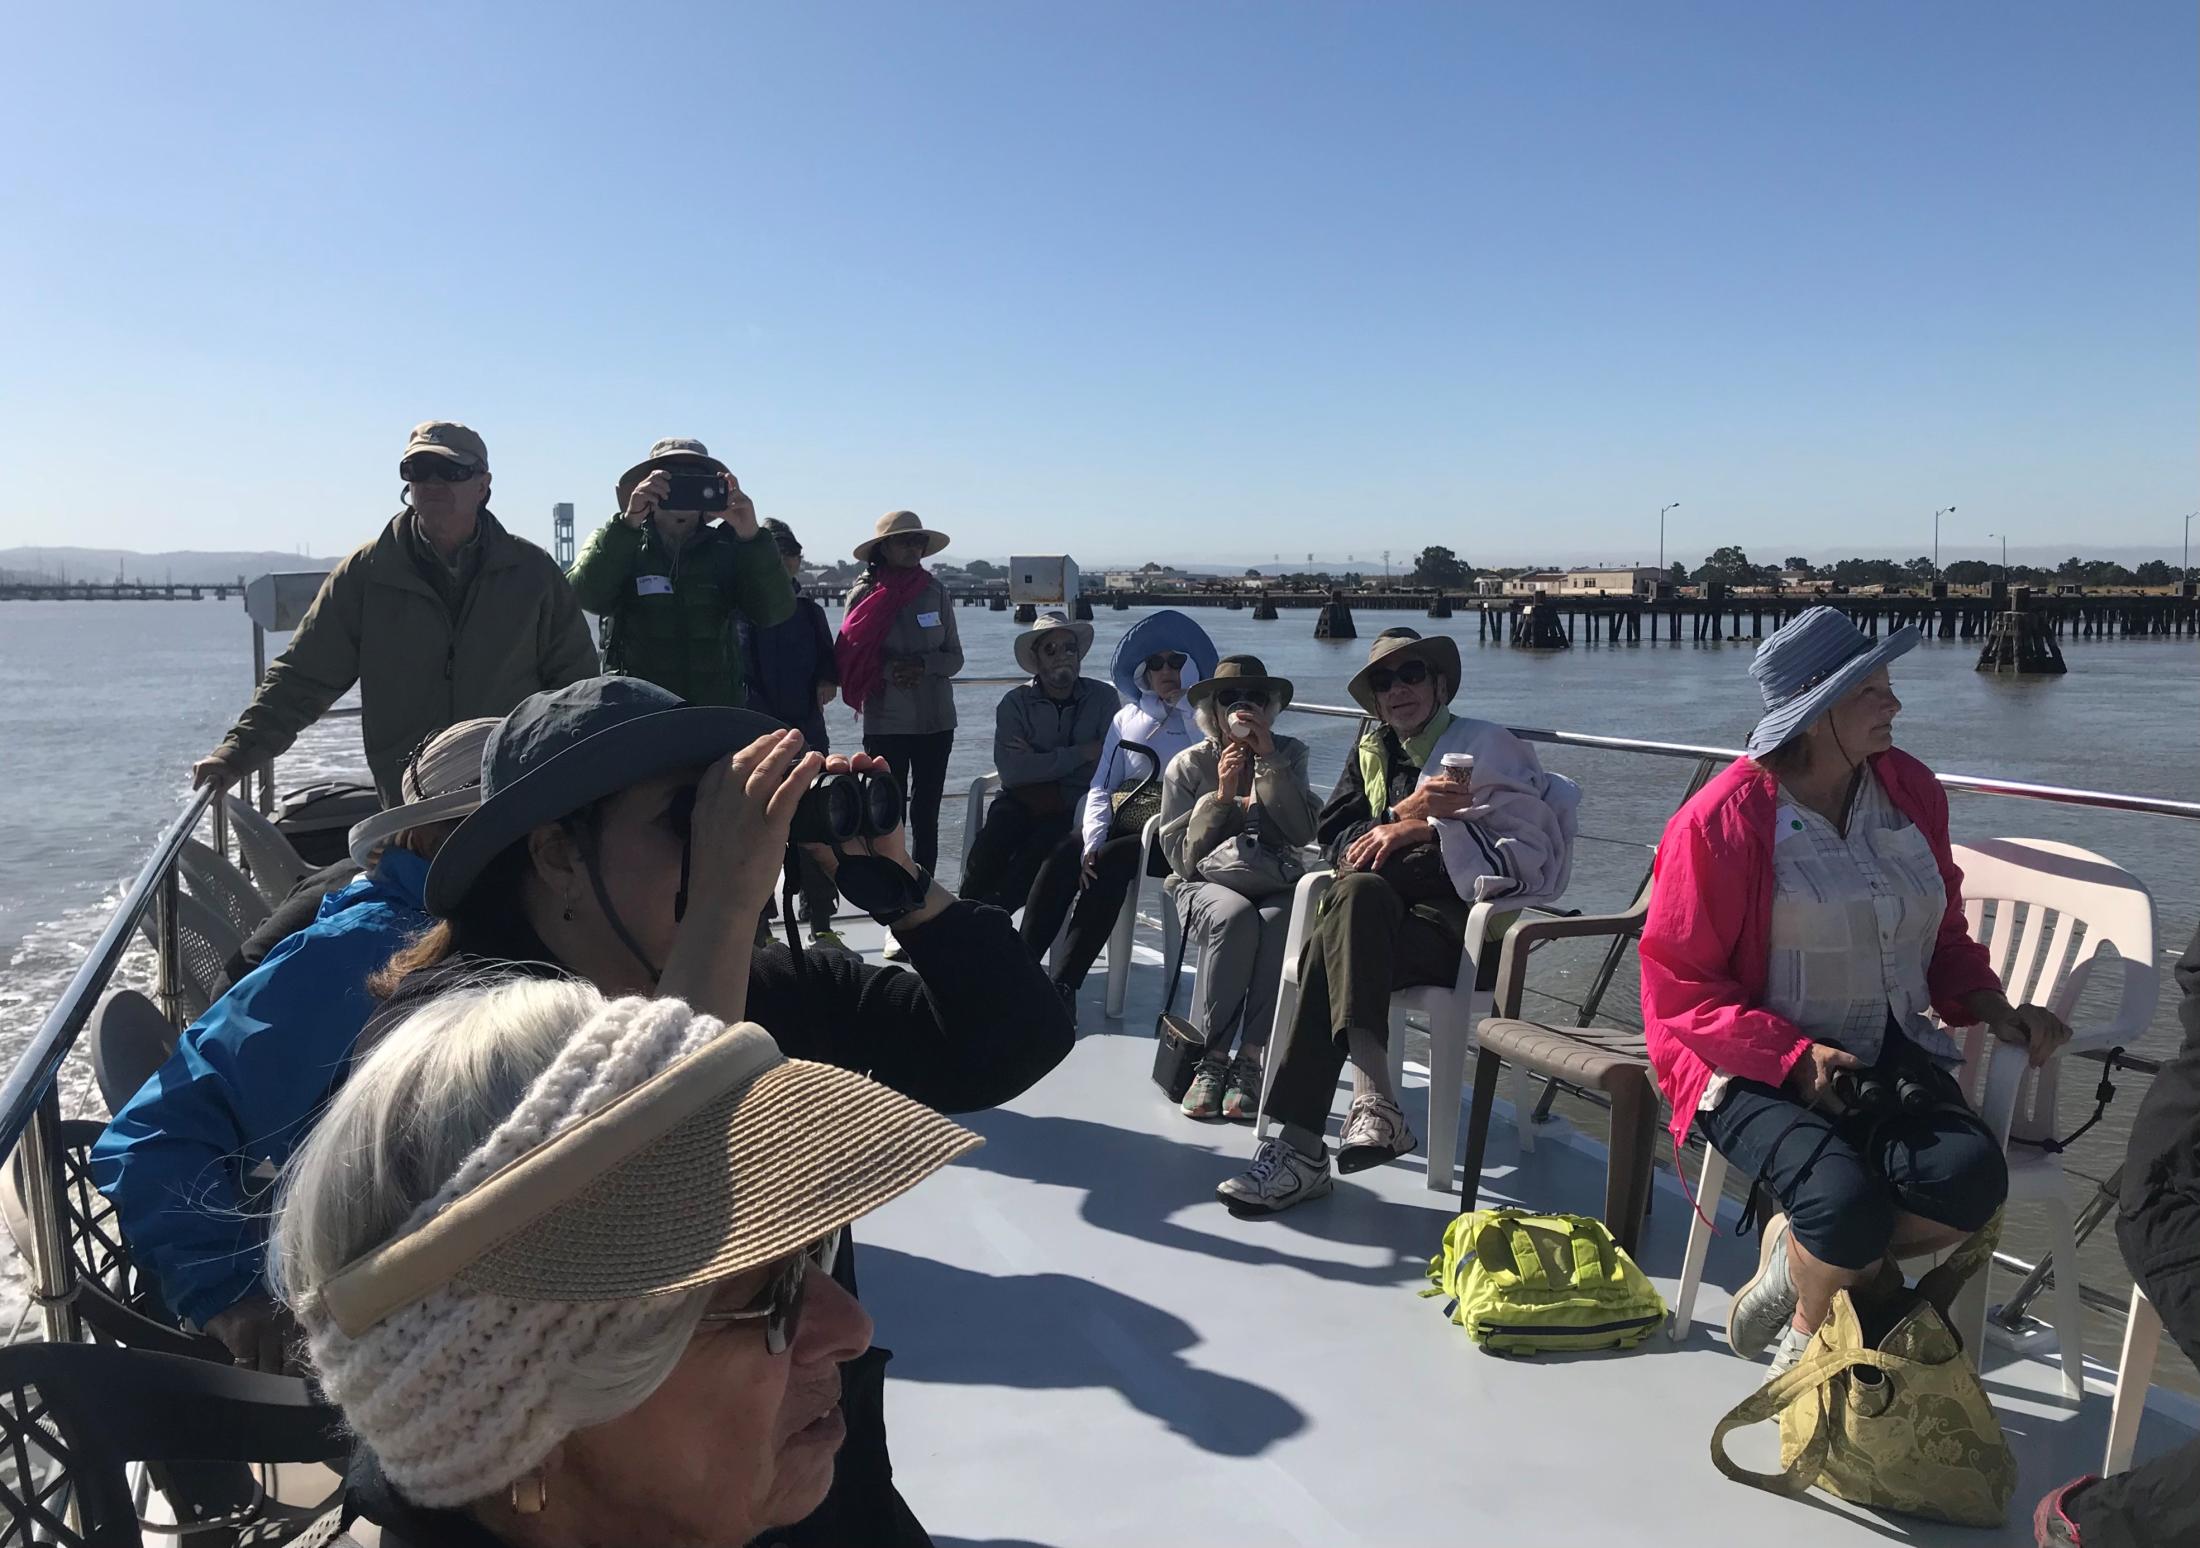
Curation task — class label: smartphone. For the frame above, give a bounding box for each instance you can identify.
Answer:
[659,472,730,513]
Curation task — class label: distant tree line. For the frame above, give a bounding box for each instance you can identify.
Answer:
[1688,547,2180,588]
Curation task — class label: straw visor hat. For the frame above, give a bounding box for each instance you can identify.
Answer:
[1013,609,1095,675]
[1746,606,1918,759]
[424,677,779,916]
[346,718,501,869]
[315,998,982,1338]
[1186,654,1294,712]
[1346,628,1463,717]
[852,509,950,562]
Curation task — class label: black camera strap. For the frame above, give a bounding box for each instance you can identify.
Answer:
[2008,1047,2123,1156]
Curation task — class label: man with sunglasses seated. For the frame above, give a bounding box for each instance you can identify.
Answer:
[193,421,598,805]
[957,610,1116,942]
[1220,627,1560,1216]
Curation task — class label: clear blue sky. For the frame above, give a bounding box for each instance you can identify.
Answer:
[2,2,2192,569]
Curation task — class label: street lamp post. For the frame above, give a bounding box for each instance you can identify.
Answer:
[1658,502,1681,573]
[2184,511,2196,583]
[1933,506,1955,579]
[1987,532,2008,582]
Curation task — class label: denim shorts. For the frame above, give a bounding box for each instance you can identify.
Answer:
[1693,1031,2008,1271]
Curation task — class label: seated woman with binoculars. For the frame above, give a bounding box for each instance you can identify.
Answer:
[365,675,1072,1546]
[1640,608,2069,1384]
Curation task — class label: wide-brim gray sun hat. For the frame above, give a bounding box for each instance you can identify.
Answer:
[1746,606,1919,759]
[424,677,780,916]
[1013,610,1095,675]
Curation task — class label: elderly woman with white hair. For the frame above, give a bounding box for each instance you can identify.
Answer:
[273,973,978,1546]
[1157,656,1319,1121]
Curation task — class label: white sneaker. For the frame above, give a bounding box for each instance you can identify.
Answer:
[1335,1093,1416,1174]
[1217,1138,1333,1218]
[1766,1322,1814,1380]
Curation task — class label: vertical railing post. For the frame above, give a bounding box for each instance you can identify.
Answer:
[210,782,230,865]
[155,860,184,1026]
[20,1090,83,1343]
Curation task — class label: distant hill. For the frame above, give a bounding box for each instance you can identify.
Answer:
[0,548,339,586]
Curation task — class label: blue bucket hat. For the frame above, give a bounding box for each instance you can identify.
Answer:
[424,676,780,914]
[1746,606,1919,759]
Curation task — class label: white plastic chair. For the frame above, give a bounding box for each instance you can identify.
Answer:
[1671,837,2157,1397]
[2104,1285,2162,1473]
[1255,773,1583,1193]
[1104,814,1180,1019]
[220,793,315,905]
[960,773,1072,972]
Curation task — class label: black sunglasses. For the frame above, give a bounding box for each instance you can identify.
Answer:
[1143,652,1188,673]
[1365,659,1431,694]
[1214,687,1263,709]
[698,1229,843,1355]
[401,455,478,484]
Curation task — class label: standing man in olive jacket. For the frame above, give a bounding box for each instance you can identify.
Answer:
[193,422,598,805]
[565,437,794,707]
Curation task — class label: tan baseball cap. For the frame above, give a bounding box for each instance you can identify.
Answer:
[401,421,489,472]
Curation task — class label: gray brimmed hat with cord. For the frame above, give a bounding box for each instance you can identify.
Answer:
[1745,606,1919,759]
[424,677,778,916]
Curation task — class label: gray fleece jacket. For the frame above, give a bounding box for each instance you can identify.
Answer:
[992,676,1117,804]
[1159,698,1320,883]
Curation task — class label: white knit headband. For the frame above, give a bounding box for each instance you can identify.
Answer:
[296,996,724,1507]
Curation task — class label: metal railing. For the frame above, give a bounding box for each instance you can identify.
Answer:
[1,786,216,1342]
[4,715,2194,1356]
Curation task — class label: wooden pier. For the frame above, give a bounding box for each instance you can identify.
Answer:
[953,585,2200,650]
[0,579,245,602]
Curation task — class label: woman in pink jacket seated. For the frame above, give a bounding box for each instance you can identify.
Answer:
[1640,607,2069,1381]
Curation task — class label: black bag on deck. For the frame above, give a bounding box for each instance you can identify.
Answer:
[274,781,382,867]
[1152,1014,1208,1102]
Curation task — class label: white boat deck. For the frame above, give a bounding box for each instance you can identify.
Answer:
[811,907,2195,1548]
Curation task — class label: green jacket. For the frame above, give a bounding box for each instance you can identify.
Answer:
[566,517,795,707]
[214,511,599,803]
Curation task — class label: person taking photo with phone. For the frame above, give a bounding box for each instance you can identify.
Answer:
[566,437,795,707]
[192,421,598,805]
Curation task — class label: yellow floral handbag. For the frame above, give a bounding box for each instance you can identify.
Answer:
[1709,1212,2015,1528]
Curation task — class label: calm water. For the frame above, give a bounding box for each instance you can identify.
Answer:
[1,597,2195,1371]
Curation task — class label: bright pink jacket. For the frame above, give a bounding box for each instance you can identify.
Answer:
[1639,749,2002,1148]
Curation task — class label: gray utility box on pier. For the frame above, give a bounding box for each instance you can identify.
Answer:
[243,573,331,633]
[1009,556,1079,607]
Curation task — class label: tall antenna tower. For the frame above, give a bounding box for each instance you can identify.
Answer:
[552,503,576,567]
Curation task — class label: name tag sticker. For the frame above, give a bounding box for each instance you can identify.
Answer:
[916,610,941,628]
[636,575,674,597]
[1773,804,1808,844]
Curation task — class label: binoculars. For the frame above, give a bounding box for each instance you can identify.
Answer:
[668,769,903,850]
[789,770,904,848]
[1830,1067,1939,1117]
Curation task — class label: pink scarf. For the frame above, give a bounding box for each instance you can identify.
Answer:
[835,565,931,713]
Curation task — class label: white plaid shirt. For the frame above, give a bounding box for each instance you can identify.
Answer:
[1702,772,1962,1110]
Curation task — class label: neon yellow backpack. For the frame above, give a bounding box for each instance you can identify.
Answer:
[1423,1208,1668,1355]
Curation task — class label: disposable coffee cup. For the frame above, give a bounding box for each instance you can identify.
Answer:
[1227,708,1258,742]
[1440,752,1475,782]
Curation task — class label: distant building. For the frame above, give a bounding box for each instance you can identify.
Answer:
[1561,566,1662,598]
[1775,569,1818,590]
[1501,571,1568,596]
